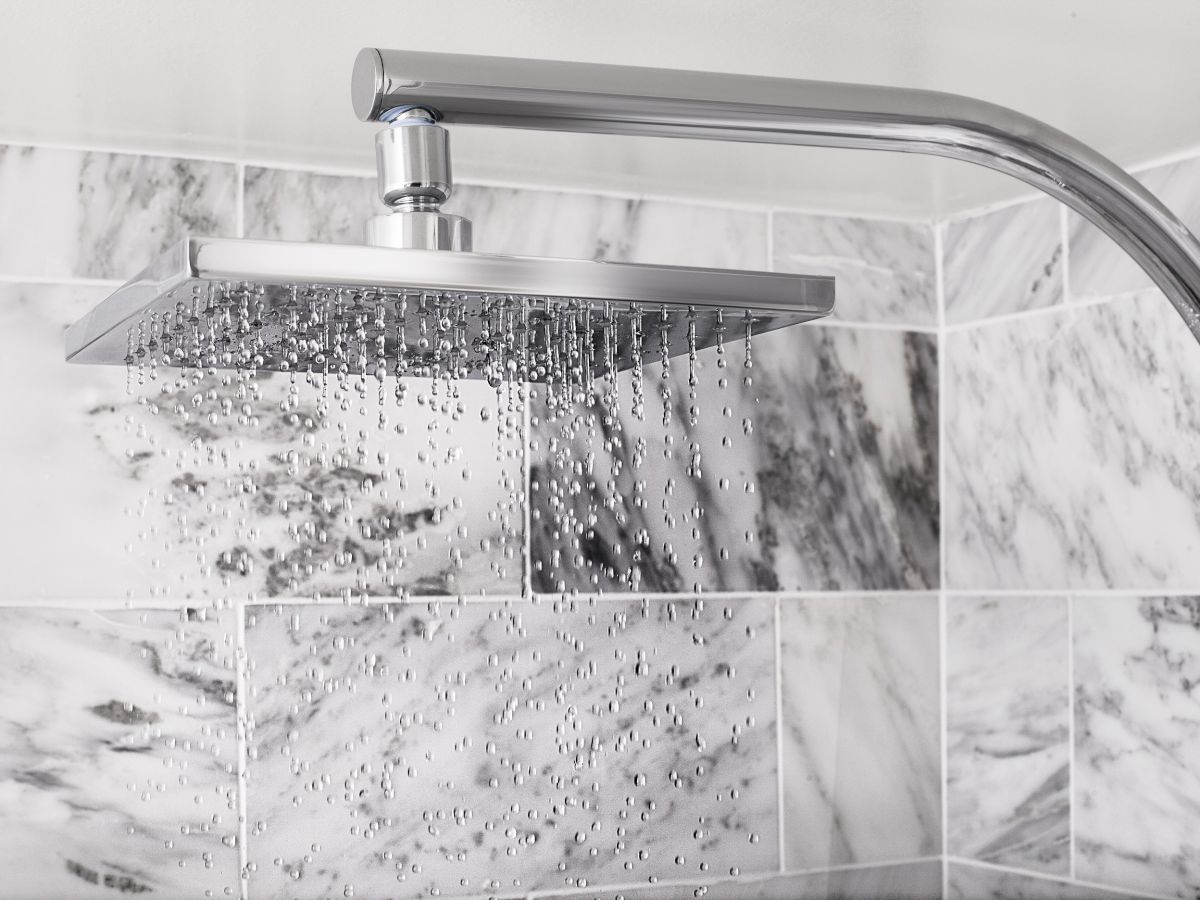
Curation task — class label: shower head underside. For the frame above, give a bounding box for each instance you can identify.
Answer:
[63,238,834,382]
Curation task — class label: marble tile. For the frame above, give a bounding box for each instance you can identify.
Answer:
[772,212,937,326]
[537,859,943,899]
[1,282,523,601]
[0,144,237,279]
[243,167,377,244]
[1074,595,1200,898]
[947,862,1161,899]
[244,596,778,899]
[455,186,768,267]
[943,198,1064,324]
[947,596,1070,873]
[944,289,1200,589]
[531,322,939,594]
[244,169,767,268]
[780,595,941,869]
[1069,156,1200,301]
[0,606,238,898]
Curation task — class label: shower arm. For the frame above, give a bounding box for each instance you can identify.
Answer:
[352,48,1200,342]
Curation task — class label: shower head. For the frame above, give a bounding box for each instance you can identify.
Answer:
[64,55,835,382]
[63,237,833,383]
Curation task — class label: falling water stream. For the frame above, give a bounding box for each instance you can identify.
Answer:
[119,285,766,898]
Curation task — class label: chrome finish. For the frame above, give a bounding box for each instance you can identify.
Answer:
[375,118,452,209]
[365,211,472,252]
[353,47,1200,341]
[63,237,834,378]
[365,106,473,251]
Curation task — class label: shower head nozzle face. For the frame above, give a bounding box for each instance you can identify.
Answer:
[64,238,834,383]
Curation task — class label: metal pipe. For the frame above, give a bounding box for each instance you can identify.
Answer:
[352,47,1200,341]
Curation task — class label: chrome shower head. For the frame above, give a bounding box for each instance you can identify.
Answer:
[63,237,832,384]
[64,54,835,381]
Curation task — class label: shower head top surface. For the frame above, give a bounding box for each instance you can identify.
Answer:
[64,237,834,383]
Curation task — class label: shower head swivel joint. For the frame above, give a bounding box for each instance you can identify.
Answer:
[365,107,473,252]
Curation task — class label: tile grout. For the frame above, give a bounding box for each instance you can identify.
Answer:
[12,586,1197,609]
[4,586,1190,611]
[234,596,251,900]
[944,856,1177,900]
[774,596,786,874]
[525,856,946,899]
[935,215,950,899]
[939,592,950,897]
[1067,594,1076,883]
[939,290,1147,335]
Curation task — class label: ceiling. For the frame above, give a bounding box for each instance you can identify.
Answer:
[3,0,1199,218]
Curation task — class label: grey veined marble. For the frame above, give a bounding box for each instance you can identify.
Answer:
[1075,595,1200,899]
[1,282,524,601]
[531,322,939,594]
[0,144,237,280]
[947,596,1070,874]
[944,290,1200,589]
[780,595,941,869]
[243,168,767,270]
[0,606,239,899]
[943,197,1064,324]
[772,212,937,327]
[244,596,778,899]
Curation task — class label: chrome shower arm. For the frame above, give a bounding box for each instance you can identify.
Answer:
[353,47,1200,340]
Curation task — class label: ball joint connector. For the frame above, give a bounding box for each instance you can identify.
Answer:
[365,106,473,251]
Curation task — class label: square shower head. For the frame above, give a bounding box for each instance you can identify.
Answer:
[64,237,834,383]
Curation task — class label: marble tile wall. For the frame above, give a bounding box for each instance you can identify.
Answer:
[0,606,239,899]
[942,196,1064,325]
[780,595,941,870]
[529,324,939,595]
[244,597,779,898]
[0,143,944,899]
[942,146,1200,900]
[944,288,1200,590]
[771,211,937,327]
[946,596,1069,874]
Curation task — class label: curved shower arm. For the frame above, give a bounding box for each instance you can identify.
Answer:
[352,47,1200,341]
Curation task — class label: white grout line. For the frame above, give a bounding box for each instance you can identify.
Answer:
[522,382,533,601]
[939,290,1152,334]
[938,189,1047,228]
[21,586,1190,610]
[234,597,251,900]
[774,596,786,873]
[1067,593,1076,882]
[941,587,1200,598]
[936,213,952,899]
[525,856,945,898]
[0,596,231,609]
[534,588,939,602]
[1124,141,1200,175]
[940,592,950,897]
[944,857,1177,900]
[769,202,936,226]
[240,593,533,607]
